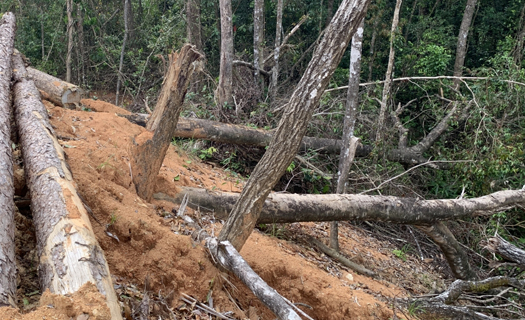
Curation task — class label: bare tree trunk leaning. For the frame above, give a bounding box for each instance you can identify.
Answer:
[218,0,372,251]
[376,0,402,142]
[0,12,17,308]
[27,67,85,108]
[453,0,478,88]
[132,45,203,201]
[66,0,74,83]
[115,0,130,106]
[12,52,123,320]
[217,0,234,107]
[330,18,365,251]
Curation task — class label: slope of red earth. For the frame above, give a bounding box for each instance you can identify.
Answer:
[1,98,450,320]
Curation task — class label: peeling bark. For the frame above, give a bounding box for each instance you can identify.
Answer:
[217,0,372,251]
[0,12,17,308]
[132,45,203,201]
[12,52,122,320]
[27,67,85,108]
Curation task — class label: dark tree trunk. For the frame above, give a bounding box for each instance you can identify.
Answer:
[77,3,86,86]
[116,0,130,106]
[217,0,233,107]
[453,0,478,87]
[186,0,203,92]
[12,52,122,319]
[0,12,17,308]
[330,18,365,250]
[66,0,74,83]
[27,67,85,108]
[218,0,372,251]
[132,45,203,201]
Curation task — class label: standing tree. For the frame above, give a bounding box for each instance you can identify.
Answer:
[453,0,478,87]
[217,0,234,107]
[330,18,365,251]
[66,0,74,83]
[218,0,372,251]
[271,0,283,100]
[253,0,264,92]
[116,0,130,106]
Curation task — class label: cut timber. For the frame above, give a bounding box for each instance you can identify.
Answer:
[206,238,301,320]
[485,236,525,266]
[132,44,203,201]
[12,52,122,320]
[27,66,85,108]
[155,187,525,225]
[0,12,17,308]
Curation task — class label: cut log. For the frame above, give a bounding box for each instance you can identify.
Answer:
[485,236,525,266]
[154,187,525,225]
[0,11,17,308]
[206,238,301,320]
[131,45,203,201]
[12,52,122,320]
[27,66,85,108]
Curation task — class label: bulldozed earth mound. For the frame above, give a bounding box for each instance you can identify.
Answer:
[1,98,450,320]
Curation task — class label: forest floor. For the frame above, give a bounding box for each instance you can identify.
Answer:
[1,97,453,320]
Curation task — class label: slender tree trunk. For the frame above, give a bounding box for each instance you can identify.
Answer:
[376,0,402,142]
[218,0,372,251]
[324,0,335,27]
[66,0,74,83]
[186,0,203,92]
[12,52,122,320]
[132,45,203,201]
[330,18,365,250]
[77,3,86,86]
[453,0,478,88]
[253,0,264,92]
[0,12,17,308]
[116,0,130,106]
[271,0,283,100]
[41,8,45,60]
[217,0,234,107]
[367,11,381,82]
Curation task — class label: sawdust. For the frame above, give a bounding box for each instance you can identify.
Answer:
[0,98,447,320]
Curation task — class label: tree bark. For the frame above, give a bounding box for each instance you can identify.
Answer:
[453,0,478,87]
[271,0,284,100]
[416,222,477,280]
[218,0,372,251]
[206,239,301,320]
[0,11,17,308]
[27,66,85,108]
[186,0,203,92]
[485,236,525,266]
[253,0,264,92]
[330,18,365,250]
[217,0,234,107]
[115,0,130,106]
[132,45,203,201]
[12,52,122,320]
[155,187,525,226]
[77,3,86,86]
[376,0,402,142]
[66,0,74,83]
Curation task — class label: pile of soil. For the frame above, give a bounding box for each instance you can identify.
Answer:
[0,98,448,320]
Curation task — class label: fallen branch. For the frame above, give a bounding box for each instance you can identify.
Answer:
[306,235,376,277]
[206,238,301,320]
[27,66,85,108]
[484,236,525,266]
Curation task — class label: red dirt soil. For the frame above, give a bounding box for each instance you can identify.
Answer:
[0,98,447,320]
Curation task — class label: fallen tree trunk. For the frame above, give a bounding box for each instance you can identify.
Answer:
[27,66,85,108]
[0,12,17,308]
[154,187,525,225]
[131,45,203,201]
[12,52,122,320]
[485,236,525,266]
